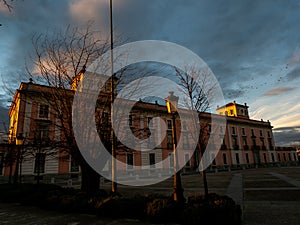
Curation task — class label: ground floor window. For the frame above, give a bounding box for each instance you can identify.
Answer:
[185,154,190,167]
[0,153,4,175]
[245,153,250,164]
[149,153,155,168]
[34,153,46,174]
[263,153,267,163]
[70,156,80,172]
[223,153,227,165]
[211,153,216,165]
[235,153,240,165]
[271,153,275,162]
[127,153,134,170]
[169,153,174,168]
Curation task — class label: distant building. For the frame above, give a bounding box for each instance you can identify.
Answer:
[0,74,298,183]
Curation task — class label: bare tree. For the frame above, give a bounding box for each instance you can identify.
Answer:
[1,0,15,12]
[176,66,218,198]
[26,22,112,194]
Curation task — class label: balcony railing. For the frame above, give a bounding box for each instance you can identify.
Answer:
[243,145,249,150]
[220,144,227,150]
[251,145,261,151]
[233,145,239,150]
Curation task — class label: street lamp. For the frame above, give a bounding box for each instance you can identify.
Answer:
[165,91,184,202]
[13,134,24,184]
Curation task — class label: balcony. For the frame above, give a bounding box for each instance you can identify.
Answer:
[261,146,267,150]
[220,144,227,150]
[243,145,249,150]
[233,145,239,150]
[251,145,260,151]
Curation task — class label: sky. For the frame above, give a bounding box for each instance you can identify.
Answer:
[0,0,300,146]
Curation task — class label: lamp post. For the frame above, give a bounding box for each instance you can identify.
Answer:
[165,91,184,202]
[13,134,24,184]
[109,0,117,193]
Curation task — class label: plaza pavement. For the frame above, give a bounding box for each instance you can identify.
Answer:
[0,166,299,224]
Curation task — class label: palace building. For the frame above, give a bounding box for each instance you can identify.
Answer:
[0,75,298,183]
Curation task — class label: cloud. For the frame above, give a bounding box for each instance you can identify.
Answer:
[0,105,9,132]
[262,87,296,96]
[286,66,300,81]
[273,126,300,146]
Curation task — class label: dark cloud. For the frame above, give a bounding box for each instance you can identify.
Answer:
[0,105,9,132]
[223,88,245,101]
[286,66,300,81]
[273,126,300,146]
[262,87,296,96]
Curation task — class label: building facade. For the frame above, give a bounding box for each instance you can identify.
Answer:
[0,79,298,183]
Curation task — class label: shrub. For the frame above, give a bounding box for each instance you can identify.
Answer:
[146,197,183,223]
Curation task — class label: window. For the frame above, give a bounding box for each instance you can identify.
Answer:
[101,112,110,126]
[243,138,247,146]
[39,104,49,119]
[242,128,246,136]
[235,153,240,164]
[129,115,133,127]
[233,137,238,146]
[70,156,79,172]
[252,138,256,146]
[126,153,133,170]
[185,154,190,167]
[271,153,275,162]
[208,125,212,134]
[149,153,155,168]
[267,131,271,138]
[261,138,265,146]
[183,133,189,148]
[230,109,234,115]
[220,126,223,134]
[182,121,187,130]
[35,122,50,144]
[0,153,4,175]
[167,131,172,149]
[277,153,281,161]
[169,153,174,168]
[223,153,227,165]
[232,126,236,135]
[251,129,255,137]
[263,153,267,163]
[167,120,172,130]
[147,117,153,128]
[34,153,46,174]
[283,153,286,161]
[260,130,263,137]
[211,153,216,165]
[245,153,250,164]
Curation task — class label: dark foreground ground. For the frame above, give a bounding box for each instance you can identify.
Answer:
[0,166,299,225]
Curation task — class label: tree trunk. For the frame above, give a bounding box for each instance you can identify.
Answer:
[80,161,100,196]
